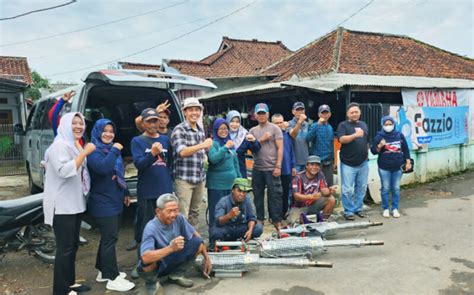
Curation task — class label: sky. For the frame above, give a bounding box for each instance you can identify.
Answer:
[0,0,472,83]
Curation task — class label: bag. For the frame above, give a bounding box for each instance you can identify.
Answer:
[401,158,414,174]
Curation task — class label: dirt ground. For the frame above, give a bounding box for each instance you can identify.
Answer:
[0,172,473,294]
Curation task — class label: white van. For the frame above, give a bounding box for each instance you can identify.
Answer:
[16,69,216,195]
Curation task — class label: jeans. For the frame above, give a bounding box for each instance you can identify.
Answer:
[95,215,120,280]
[251,169,283,223]
[209,222,263,242]
[207,189,231,227]
[295,165,306,173]
[280,174,292,218]
[340,161,369,216]
[378,168,403,210]
[53,214,81,295]
[138,236,202,281]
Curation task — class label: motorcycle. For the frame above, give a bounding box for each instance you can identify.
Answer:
[0,193,56,264]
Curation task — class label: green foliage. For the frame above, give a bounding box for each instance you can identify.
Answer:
[26,71,50,101]
[0,136,13,157]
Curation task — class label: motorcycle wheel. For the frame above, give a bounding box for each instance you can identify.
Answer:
[30,224,56,264]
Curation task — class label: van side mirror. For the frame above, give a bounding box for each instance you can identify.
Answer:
[14,123,25,135]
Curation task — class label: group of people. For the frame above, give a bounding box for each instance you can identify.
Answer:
[42,94,411,295]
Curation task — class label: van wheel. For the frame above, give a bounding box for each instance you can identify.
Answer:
[27,165,43,194]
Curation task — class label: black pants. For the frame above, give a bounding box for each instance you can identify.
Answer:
[252,169,283,223]
[95,215,120,280]
[280,174,292,218]
[53,214,81,295]
[135,198,157,243]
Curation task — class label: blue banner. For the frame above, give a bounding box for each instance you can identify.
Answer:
[394,106,469,149]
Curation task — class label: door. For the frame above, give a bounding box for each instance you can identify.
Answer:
[28,101,48,184]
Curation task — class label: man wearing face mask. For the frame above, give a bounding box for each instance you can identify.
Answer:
[370,116,411,219]
[209,178,263,244]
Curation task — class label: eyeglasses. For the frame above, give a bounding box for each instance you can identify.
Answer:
[218,126,228,131]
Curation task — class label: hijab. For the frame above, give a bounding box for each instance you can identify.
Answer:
[91,119,127,190]
[226,110,247,149]
[45,112,90,194]
[212,118,233,148]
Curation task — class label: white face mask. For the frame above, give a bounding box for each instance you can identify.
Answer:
[383,125,394,132]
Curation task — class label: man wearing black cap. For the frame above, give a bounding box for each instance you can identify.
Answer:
[288,101,310,172]
[289,155,336,223]
[306,104,335,186]
[131,108,174,246]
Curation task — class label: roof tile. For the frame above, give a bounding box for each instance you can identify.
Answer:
[0,56,32,85]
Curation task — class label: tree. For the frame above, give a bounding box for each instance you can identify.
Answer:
[26,71,50,101]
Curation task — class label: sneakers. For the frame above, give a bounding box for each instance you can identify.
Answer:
[168,275,194,288]
[392,209,401,218]
[96,271,127,283]
[106,276,135,292]
[382,209,390,218]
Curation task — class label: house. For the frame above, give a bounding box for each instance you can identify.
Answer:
[118,37,292,100]
[0,56,32,126]
[197,28,474,188]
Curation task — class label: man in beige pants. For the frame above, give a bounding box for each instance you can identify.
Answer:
[171,97,212,226]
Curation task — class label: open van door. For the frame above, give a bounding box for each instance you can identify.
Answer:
[82,69,217,91]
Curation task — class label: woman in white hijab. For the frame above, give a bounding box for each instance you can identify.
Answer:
[43,112,96,295]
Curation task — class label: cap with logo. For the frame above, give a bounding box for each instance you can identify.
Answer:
[141,108,159,121]
[232,178,252,191]
[318,104,331,113]
[254,103,269,113]
[292,101,305,110]
[306,155,321,164]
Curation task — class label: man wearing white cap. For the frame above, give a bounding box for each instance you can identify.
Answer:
[171,97,213,226]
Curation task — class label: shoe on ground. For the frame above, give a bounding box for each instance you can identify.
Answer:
[96,271,127,282]
[168,275,194,288]
[126,239,138,251]
[68,292,77,295]
[392,209,401,218]
[355,211,367,218]
[131,267,140,279]
[382,209,390,218]
[343,214,355,221]
[69,284,91,293]
[106,276,135,292]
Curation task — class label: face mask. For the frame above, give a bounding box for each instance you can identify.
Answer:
[383,125,394,132]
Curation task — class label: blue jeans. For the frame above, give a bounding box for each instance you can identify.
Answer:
[207,189,231,227]
[341,161,369,216]
[295,165,306,173]
[378,168,402,210]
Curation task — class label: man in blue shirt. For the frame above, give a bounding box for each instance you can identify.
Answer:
[288,102,310,172]
[138,193,212,293]
[131,108,173,245]
[306,104,335,186]
[209,178,263,243]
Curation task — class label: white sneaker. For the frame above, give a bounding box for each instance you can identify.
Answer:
[392,209,400,218]
[96,271,127,282]
[106,276,135,292]
[382,209,390,218]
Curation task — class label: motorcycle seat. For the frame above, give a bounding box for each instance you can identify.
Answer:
[0,193,44,210]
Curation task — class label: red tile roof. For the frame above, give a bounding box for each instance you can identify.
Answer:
[118,61,161,71]
[263,28,474,81]
[167,37,292,78]
[0,56,32,85]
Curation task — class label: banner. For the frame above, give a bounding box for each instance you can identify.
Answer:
[390,106,469,150]
[401,89,471,107]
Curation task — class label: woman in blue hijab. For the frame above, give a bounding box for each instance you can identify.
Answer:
[370,116,411,219]
[87,119,135,292]
[206,118,241,228]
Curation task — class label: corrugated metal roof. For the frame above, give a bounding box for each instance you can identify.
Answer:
[283,73,474,91]
[198,73,474,101]
[198,82,283,100]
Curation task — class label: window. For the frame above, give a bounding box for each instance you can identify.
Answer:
[26,105,36,130]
